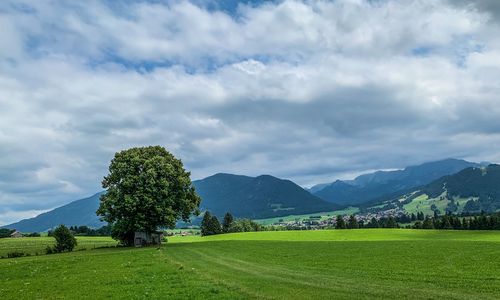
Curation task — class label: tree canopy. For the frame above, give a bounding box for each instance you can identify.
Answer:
[97,146,201,245]
[0,228,14,238]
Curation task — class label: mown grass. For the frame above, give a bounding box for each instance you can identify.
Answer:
[0,236,117,257]
[1,230,499,299]
[167,228,500,243]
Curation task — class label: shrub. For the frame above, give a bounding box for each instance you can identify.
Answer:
[25,232,41,237]
[7,251,25,258]
[228,219,262,233]
[52,225,77,253]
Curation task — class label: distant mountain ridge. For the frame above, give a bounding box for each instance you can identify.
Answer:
[312,159,480,206]
[3,159,488,232]
[418,164,500,213]
[5,192,105,232]
[368,164,500,215]
[4,174,336,232]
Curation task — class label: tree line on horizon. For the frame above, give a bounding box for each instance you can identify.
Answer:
[333,212,500,230]
[410,212,500,230]
[201,211,264,236]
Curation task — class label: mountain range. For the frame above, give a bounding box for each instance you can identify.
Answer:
[416,164,500,213]
[311,159,480,205]
[5,173,336,232]
[6,193,106,232]
[194,173,337,219]
[4,158,498,232]
[366,164,500,215]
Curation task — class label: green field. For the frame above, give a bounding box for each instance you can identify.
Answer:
[255,207,360,225]
[1,230,499,299]
[0,236,117,258]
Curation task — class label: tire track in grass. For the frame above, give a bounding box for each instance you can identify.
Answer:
[177,248,387,299]
[175,246,499,300]
[158,246,266,300]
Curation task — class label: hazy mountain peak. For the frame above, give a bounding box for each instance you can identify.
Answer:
[312,158,479,206]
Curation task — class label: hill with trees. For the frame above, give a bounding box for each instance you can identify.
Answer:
[193,173,338,219]
[420,164,500,213]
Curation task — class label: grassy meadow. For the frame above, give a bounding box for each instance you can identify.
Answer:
[0,236,117,258]
[1,229,499,299]
[402,193,474,215]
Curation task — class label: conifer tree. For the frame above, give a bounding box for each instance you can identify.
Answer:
[335,215,346,229]
[347,215,359,229]
[422,216,434,229]
[201,211,216,236]
[222,212,234,233]
[210,215,222,235]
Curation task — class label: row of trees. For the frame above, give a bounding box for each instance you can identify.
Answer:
[411,213,500,230]
[66,225,112,236]
[0,228,14,238]
[201,211,263,236]
[333,212,500,230]
[335,215,400,229]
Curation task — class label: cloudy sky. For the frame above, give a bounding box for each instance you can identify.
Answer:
[1,0,500,225]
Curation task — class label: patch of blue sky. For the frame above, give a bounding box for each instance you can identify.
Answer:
[192,0,279,16]
[86,50,287,74]
[411,46,433,57]
[85,52,236,74]
[1,1,37,14]
[451,36,484,68]
[87,54,178,74]
[411,36,484,69]
[101,0,279,20]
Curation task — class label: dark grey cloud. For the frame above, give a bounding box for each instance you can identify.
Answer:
[450,0,500,21]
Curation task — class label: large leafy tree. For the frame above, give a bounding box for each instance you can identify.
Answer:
[97,146,201,246]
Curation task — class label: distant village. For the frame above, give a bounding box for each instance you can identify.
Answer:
[269,208,407,230]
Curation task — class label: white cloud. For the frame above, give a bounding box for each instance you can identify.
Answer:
[1,0,500,225]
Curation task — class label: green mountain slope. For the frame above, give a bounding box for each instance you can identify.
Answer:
[193,173,338,219]
[4,193,106,232]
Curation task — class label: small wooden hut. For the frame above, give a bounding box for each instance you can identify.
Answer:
[134,231,163,247]
[10,231,23,238]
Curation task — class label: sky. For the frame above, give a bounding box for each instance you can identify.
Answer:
[1,0,500,225]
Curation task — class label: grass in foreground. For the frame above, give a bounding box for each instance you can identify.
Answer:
[1,230,499,299]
